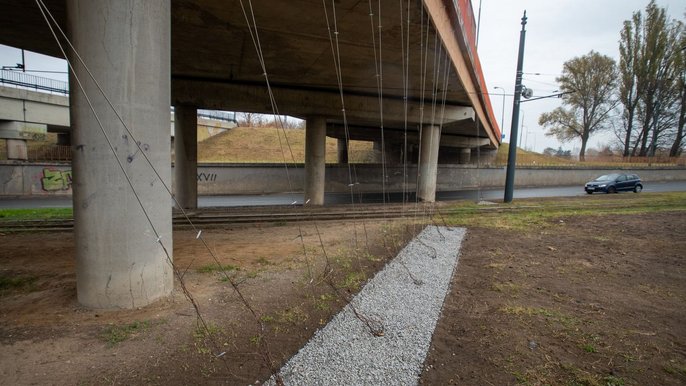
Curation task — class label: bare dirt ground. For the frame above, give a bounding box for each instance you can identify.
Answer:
[1,209,685,385]
[421,211,686,386]
[0,220,414,385]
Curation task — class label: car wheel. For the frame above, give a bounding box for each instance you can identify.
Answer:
[608,186,617,194]
[634,184,643,193]
[586,191,593,194]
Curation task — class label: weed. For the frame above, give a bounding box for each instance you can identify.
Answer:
[260,315,275,323]
[277,306,308,324]
[492,282,522,295]
[193,323,222,339]
[196,263,238,274]
[314,293,334,311]
[499,305,580,328]
[256,256,274,266]
[512,370,529,384]
[603,375,625,386]
[340,271,366,290]
[0,274,38,293]
[249,334,262,346]
[663,359,686,376]
[581,344,597,353]
[102,320,150,347]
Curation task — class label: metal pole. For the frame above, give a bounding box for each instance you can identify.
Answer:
[21,49,25,72]
[504,11,527,203]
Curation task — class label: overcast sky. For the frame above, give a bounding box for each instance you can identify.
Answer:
[1,1,684,153]
[477,0,685,152]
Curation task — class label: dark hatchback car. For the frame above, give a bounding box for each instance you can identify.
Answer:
[585,173,643,194]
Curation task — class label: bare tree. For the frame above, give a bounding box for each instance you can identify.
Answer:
[539,51,619,161]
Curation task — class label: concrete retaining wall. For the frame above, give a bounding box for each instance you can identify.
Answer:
[2,162,685,196]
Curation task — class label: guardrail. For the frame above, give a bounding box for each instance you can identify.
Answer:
[0,69,68,94]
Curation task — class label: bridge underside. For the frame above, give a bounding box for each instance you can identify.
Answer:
[0,0,499,147]
[0,0,499,309]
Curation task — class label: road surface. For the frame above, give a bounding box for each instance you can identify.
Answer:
[1,181,685,209]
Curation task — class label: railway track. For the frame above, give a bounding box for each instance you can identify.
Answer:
[0,203,441,232]
[1,200,680,232]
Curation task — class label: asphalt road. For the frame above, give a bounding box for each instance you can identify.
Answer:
[1,181,685,209]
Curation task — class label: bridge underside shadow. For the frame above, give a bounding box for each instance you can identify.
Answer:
[0,0,500,309]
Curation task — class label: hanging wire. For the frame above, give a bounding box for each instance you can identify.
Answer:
[32,0,239,375]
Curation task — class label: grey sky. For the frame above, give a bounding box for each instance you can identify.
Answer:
[1,1,684,153]
[478,0,685,152]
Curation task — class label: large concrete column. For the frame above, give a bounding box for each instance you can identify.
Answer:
[337,138,349,164]
[304,116,326,205]
[6,139,28,160]
[174,105,198,209]
[458,148,471,164]
[417,125,441,202]
[68,0,172,309]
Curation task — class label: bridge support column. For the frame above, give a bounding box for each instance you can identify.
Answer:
[6,139,28,160]
[68,0,172,309]
[417,125,440,202]
[174,105,198,209]
[337,138,349,164]
[304,116,326,205]
[458,148,471,164]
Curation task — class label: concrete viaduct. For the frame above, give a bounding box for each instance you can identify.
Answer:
[0,0,500,309]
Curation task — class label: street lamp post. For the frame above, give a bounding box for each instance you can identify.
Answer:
[504,10,528,203]
[493,86,506,139]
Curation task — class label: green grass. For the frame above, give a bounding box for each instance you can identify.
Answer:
[102,320,151,347]
[196,263,238,274]
[0,208,73,221]
[0,274,38,293]
[440,192,686,230]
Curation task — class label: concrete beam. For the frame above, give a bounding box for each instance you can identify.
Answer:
[0,86,70,127]
[172,79,474,127]
[326,124,488,148]
[69,0,172,309]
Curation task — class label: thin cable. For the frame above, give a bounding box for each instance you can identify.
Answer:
[33,0,234,371]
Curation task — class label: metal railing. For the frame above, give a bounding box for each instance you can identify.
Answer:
[0,69,68,94]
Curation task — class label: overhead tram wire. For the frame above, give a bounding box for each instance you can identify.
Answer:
[368,0,389,220]
[32,0,237,374]
[38,0,287,380]
[322,0,375,250]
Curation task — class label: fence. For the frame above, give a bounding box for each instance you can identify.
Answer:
[27,145,72,162]
[0,69,68,94]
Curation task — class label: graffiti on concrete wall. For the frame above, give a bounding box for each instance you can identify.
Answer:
[197,172,217,182]
[41,168,73,191]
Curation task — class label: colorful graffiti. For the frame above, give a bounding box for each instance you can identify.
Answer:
[41,168,73,191]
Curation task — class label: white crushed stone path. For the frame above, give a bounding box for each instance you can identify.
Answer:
[266,226,466,385]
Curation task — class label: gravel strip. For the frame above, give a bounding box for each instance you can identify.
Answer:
[267,225,466,385]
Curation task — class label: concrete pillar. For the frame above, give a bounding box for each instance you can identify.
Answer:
[304,116,326,205]
[417,125,441,202]
[337,138,349,164]
[6,139,28,160]
[68,0,172,309]
[174,105,198,209]
[458,148,471,164]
